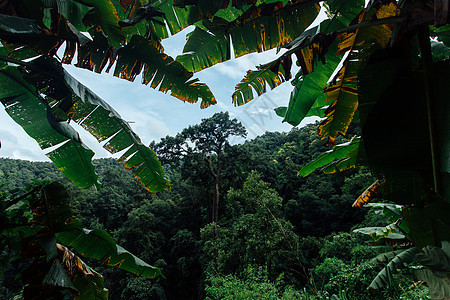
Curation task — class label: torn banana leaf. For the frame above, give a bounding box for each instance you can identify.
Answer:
[0,12,215,107]
[112,35,216,108]
[231,18,342,111]
[57,229,163,278]
[318,3,397,145]
[64,69,171,192]
[232,55,293,106]
[57,244,109,300]
[176,0,320,72]
[30,182,163,279]
[299,136,360,177]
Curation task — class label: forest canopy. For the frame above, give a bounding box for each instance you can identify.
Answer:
[0,0,449,299]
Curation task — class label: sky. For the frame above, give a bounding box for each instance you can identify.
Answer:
[0,9,327,162]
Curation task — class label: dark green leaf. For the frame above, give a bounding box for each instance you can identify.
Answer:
[57,229,163,278]
[299,136,360,177]
[369,247,418,289]
[232,55,292,106]
[0,66,100,189]
[431,40,450,62]
[64,69,170,192]
[176,0,320,72]
[284,41,342,126]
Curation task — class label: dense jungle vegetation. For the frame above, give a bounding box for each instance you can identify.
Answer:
[1,0,449,298]
[0,121,430,299]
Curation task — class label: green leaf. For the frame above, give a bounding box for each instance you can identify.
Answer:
[232,55,292,106]
[0,11,215,107]
[284,41,342,126]
[369,249,409,265]
[430,39,450,62]
[0,66,100,189]
[324,0,365,27]
[430,24,450,47]
[43,0,91,31]
[415,242,450,299]
[30,182,163,279]
[57,229,163,278]
[113,35,216,108]
[369,247,418,289]
[415,268,450,299]
[73,0,126,48]
[63,69,170,192]
[43,260,79,292]
[298,136,360,177]
[353,225,405,242]
[274,106,287,118]
[176,0,320,72]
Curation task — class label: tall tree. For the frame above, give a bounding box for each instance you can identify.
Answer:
[153,112,246,223]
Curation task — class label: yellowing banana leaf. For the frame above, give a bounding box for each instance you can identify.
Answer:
[0,66,100,189]
[232,18,341,108]
[352,179,381,208]
[0,11,215,108]
[30,182,163,279]
[317,3,397,144]
[232,55,292,106]
[298,136,360,177]
[57,244,109,300]
[176,0,320,72]
[57,229,163,278]
[353,224,405,242]
[113,35,216,108]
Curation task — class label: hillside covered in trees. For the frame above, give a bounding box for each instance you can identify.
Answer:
[1,121,429,299]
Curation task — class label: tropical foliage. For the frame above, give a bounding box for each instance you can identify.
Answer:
[1,0,449,298]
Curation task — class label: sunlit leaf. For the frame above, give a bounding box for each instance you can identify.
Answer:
[353,225,406,242]
[113,35,216,108]
[0,11,215,107]
[284,41,342,126]
[298,136,360,177]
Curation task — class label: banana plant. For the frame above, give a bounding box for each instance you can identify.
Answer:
[1,181,162,299]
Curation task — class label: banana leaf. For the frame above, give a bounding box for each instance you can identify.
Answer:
[299,136,360,177]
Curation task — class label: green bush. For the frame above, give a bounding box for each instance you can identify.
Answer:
[205,266,306,300]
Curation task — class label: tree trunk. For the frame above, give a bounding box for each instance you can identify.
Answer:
[213,176,220,223]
